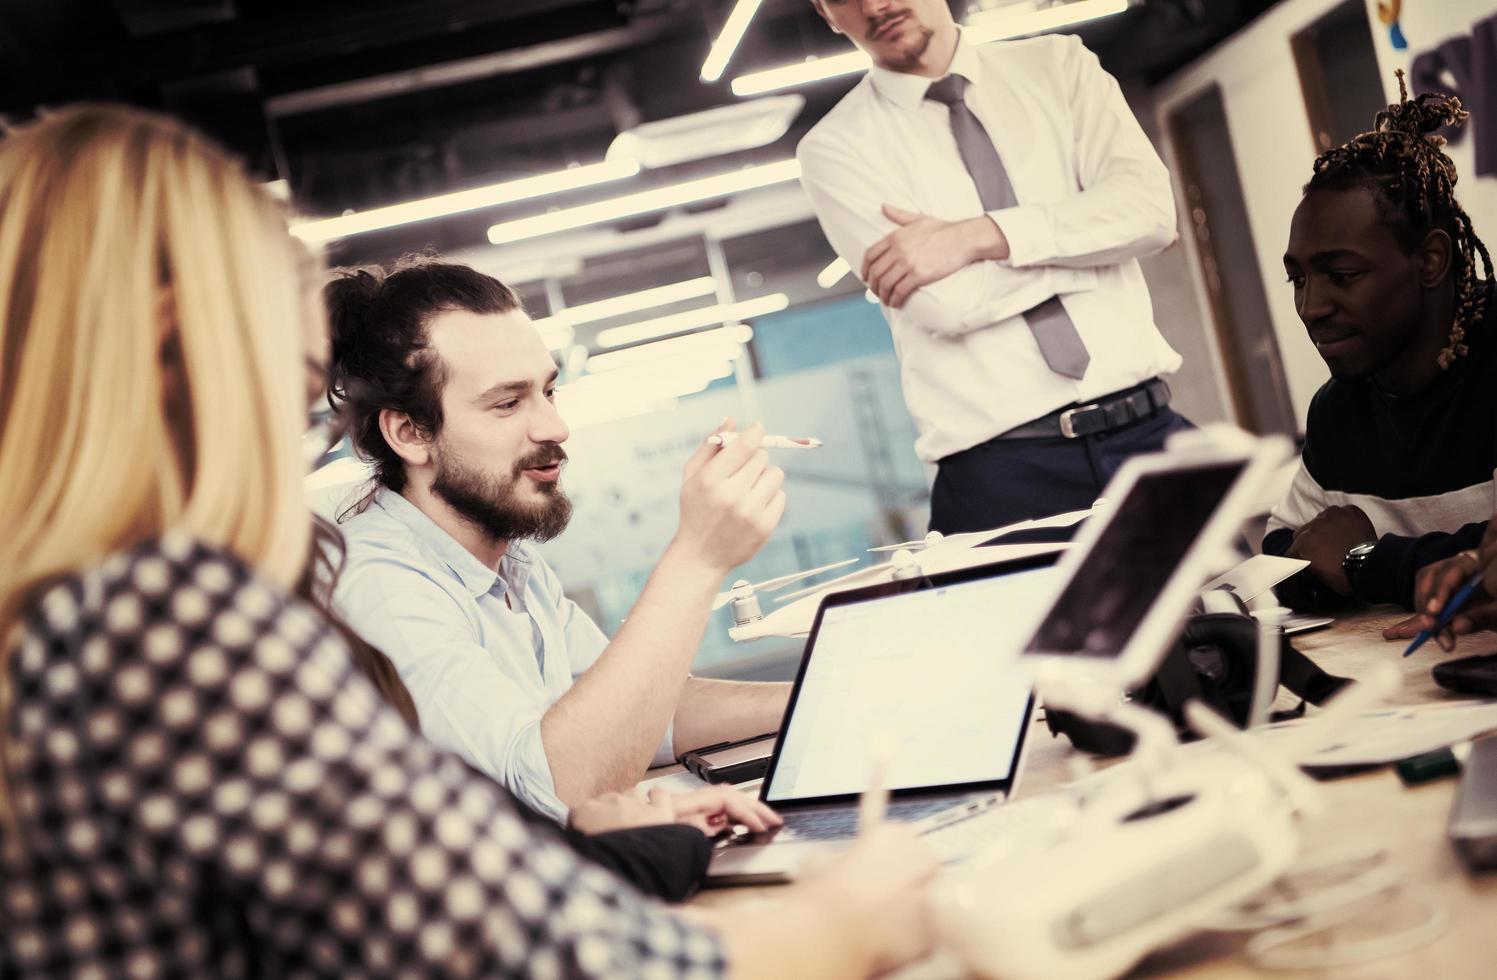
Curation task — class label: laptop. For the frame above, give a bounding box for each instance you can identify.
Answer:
[707,429,1292,884]
[706,552,1062,884]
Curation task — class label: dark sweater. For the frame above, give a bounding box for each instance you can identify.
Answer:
[1264,295,1496,610]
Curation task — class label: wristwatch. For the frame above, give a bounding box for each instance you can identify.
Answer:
[1342,540,1378,590]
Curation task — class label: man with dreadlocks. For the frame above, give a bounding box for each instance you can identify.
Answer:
[1265,73,1495,613]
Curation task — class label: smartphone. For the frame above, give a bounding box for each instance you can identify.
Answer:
[1433,653,1497,698]
[679,734,776,785]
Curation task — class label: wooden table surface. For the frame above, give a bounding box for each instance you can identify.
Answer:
[690,609,1497,979]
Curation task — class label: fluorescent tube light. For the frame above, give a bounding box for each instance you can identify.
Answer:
[586,325,754,373]
[967,0,1129,40]
[596,294,788,349]
[533,277,718,334]
[608,95,803,169]
[573,354,735,395]
[487,159,801,244]
[817,257,852,289]
[702,0,768,82]
[730,0,1131,97]
[732,52,868,98]
[290,158,641,243]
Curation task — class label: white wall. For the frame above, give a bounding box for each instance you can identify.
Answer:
[1156,0,1497,431]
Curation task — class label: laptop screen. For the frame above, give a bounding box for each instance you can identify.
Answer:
[1022,461,1246,661]
[763,560,1060,805]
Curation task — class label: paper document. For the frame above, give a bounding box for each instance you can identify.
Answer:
[1214,700,1497,770]
[1204,554,1309,601]
[1301,701,1497,769]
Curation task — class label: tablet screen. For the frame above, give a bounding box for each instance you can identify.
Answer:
[1022,460,1245,661]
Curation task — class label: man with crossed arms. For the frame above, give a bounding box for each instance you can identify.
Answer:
[799,0,1189,533]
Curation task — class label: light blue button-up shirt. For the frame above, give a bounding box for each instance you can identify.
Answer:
[333,488,674,821]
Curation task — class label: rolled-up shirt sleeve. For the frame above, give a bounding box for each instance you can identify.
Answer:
[335,554,568,820]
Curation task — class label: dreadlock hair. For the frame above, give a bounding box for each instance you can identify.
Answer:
[1306,70,1494,368]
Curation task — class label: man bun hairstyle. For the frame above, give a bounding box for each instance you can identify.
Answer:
[1306,70,1493,368]
[325,254,521,495]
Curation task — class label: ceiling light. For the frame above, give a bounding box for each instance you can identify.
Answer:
[817,257,852,289]
[596,294,787,349]
[732,52,868,98]
[967,0,1129,40]
[608,95,803,169]
[586,325,754,373]
[487,159,802,244]
[532,277,718,336]
[730,0,1131,97]
[573,354,735,395]
[290,158,641,243]
[702,0,768,82]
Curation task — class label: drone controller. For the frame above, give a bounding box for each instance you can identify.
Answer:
[936,756,1299,980]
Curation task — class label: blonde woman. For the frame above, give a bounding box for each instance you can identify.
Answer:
[0,105,935,977]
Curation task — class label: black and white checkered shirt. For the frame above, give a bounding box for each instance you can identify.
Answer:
[1,533,726,978]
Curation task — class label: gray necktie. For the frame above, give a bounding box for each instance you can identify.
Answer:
[926,74,1089,380]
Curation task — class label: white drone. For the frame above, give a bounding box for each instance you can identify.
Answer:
[723,506,1095,642]
[711,558,860,618]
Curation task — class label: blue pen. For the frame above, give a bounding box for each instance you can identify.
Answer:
[1404,571,1486,657]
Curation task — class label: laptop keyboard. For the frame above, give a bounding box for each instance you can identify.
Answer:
[777,798,962,842]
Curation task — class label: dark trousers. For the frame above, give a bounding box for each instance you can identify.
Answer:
[929,407,1192,534]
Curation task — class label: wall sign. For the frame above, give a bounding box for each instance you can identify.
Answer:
[1410,11,1496,178]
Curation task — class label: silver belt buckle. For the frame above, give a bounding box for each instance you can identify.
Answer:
[1058,403,1099,439]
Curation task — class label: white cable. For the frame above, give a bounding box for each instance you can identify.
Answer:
[1244,885,1448,970]
[1203,845,1449,970]
[1202,846,1394,930]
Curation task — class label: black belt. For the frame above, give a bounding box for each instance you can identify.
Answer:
[997,379,1171,440]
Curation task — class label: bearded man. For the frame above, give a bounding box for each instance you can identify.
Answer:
[326,258,790,821]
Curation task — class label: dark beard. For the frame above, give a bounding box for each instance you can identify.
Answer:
[430,442,572,544]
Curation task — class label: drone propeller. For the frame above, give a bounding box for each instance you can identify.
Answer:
[711,557,859,610]
[773,560,898,604]
[869,509,1094,554]
[868,530,945,553]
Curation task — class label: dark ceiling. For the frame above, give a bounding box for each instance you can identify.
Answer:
[0,0,1282,264]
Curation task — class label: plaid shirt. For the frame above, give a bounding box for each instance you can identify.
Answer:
[1,533,726,979]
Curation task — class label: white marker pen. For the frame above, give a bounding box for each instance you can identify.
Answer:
[708,433,823,450]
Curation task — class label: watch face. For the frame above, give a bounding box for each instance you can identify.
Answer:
[1349,542,1377,559]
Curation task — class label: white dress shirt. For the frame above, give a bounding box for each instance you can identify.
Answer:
[797,32,1183,462]
[332,489,675,822]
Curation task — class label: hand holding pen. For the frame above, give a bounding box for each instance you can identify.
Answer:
[1403,571,1486,657]
[1388,526,1497,652]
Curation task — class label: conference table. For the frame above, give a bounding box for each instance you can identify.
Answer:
[686,609,1497,978]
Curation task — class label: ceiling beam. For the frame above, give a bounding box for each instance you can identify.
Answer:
[265,15,679,118]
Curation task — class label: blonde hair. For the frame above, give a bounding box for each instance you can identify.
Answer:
[0,106,316,796]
